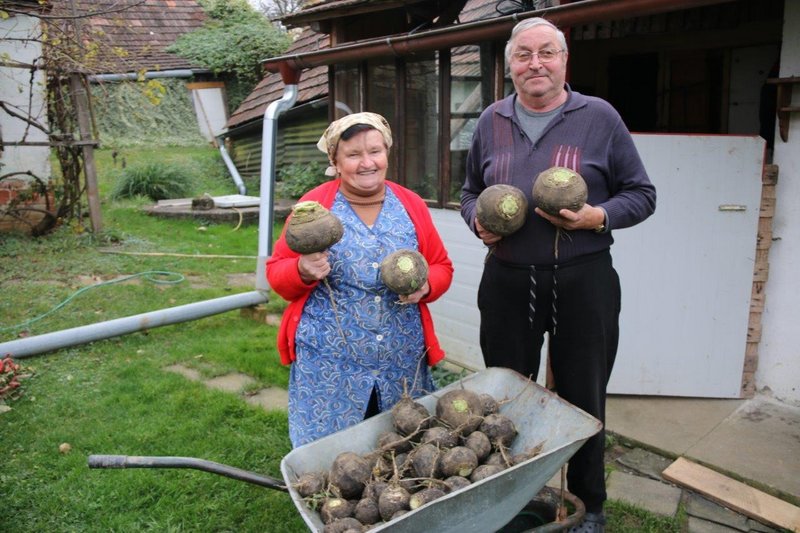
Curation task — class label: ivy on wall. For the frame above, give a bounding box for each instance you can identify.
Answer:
[91,79,207,148]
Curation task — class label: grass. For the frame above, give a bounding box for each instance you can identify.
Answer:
[1,145,682,532]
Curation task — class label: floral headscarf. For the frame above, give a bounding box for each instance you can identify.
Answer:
[316,112,393,176]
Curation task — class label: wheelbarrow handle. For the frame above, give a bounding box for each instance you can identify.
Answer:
[87,454,287,492]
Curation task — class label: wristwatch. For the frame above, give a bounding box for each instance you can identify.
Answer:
[594,208,608,234]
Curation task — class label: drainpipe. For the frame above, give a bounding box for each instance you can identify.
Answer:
[255,65,301,291]
[217,136,247,195]
[0,291,268,359]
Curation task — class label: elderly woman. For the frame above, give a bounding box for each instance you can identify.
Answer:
[267,112,454,447]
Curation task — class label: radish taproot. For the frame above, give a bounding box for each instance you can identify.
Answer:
[354,497,381,525]
[293,471,327,498]
[409,487,446,510]
[322,516,363,533]
[476,184,529,236]
[285,201,344,254]
[320,497,354,524]
[328,451,371,499]
[390,394,431,437]
[479,413,518,448]
[435,388,484,434]
[439,446,479,478]
[464,430,492,461]
[380,249,429,296]
[378,485,411,521]
[532,166,588,217]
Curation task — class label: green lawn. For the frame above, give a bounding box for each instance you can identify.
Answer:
[1,146,304,532]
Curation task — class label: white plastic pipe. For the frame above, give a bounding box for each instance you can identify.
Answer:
[255,84,298,291]
[218,140,247,195]
[0,291,268,359]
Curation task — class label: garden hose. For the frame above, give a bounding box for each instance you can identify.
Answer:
[1,271,185,334]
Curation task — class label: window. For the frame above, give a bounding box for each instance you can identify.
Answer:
[404,52,439,201]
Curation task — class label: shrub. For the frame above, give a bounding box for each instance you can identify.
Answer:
[276,162,327,199]
[111,162,194,201]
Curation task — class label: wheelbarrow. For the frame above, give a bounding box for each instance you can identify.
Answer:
[89,367,600,532]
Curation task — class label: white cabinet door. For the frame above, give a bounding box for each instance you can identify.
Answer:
[608,134,764,397]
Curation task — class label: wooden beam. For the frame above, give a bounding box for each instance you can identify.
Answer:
[662,458,800,532]
[69,73,102,233]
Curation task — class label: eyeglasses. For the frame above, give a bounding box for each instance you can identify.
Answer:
[511,49,564,64]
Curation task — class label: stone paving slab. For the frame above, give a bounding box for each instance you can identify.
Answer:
[689,516,747,533]
[686,396,800,499]
[245,387,289,411]
[606,470,682,517]
[616,447,674,481]
[205,373,256,393]
[164,363,202,381]
[686,492,750,532]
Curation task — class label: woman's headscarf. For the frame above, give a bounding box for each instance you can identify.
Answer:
[316,112,393,176]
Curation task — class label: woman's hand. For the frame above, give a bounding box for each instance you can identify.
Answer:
[475,218,502,245]
[297,251,331,284]
[399,281,430,305]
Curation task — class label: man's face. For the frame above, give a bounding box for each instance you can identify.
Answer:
[509,25,568,109]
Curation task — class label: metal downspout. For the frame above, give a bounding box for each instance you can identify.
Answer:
[217,136,247,195]
[0,291,268,359]
[255,67,300,291]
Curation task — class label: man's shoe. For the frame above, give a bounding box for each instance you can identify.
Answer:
[567,511,605,533]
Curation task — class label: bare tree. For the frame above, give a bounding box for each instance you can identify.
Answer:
[253,0,304,20]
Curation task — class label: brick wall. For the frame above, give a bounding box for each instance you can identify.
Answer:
[0,179,56,235]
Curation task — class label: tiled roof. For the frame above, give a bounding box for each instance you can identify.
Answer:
[226,0,500,130]
[226,28,330,129]
[48,0,208,74]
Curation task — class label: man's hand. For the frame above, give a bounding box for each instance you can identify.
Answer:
[475,218,502,245]
[535,204,605,231]
[297,251,331,284]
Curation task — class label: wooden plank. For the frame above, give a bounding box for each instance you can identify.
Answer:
[663,458,800,532]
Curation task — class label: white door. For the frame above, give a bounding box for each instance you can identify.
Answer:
[432,134,764,398]
[608,134,764,397]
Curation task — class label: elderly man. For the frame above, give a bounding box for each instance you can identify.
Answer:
[460,17,656,533]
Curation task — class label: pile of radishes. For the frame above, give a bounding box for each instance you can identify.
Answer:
[293,386,541,532]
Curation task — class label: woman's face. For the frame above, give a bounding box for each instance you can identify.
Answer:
[334,129,389,196]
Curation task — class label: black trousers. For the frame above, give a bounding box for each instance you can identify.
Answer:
[478,249,620,513]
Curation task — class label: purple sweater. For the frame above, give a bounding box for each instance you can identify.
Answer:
[461,87,656,266]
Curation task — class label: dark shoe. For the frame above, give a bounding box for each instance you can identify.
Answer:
[567,511,605,533]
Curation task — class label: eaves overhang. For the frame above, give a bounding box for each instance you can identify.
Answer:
[262,0,737,76]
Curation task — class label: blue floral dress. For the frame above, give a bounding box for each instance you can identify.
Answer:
[288,187,435,447]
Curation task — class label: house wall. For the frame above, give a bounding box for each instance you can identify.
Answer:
[757,0,800,406]
[0,14,50,182]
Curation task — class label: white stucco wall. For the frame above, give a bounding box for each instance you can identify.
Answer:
[0,14,50,181]
[757,0,800,406]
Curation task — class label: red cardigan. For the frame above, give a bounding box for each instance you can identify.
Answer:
[266,180,454,366]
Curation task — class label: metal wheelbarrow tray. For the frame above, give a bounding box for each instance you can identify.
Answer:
[282,366,601,533]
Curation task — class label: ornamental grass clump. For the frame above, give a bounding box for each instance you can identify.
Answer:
[110,161,194,201]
